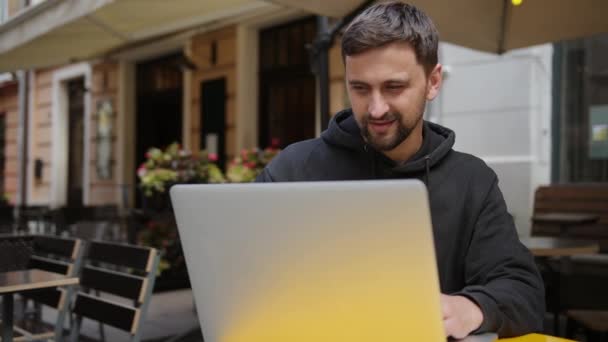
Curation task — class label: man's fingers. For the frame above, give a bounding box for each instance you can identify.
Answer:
[443,317,456,339]
[443,317,467,340]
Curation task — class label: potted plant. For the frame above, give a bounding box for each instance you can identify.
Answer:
[136,142,223,291]
[225,143,281,183]
[138,143,224,211]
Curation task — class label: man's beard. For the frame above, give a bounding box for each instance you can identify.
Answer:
[360,111,421,151]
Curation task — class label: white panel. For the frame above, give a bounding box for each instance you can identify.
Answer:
[443,109,531,157]
[440,42,551,66]
[487,161,532,237]
[440,42,502,65]
[442,58,533,113]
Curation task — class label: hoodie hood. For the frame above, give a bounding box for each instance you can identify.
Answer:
[322,109,455,176]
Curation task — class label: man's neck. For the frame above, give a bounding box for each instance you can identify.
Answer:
[382,123,424,164]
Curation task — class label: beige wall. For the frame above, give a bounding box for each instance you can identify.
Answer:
[329,39,348,116]
[7,0,23,18]
[28,62,121,206]
[186,26,237,161]
[89,61,121,205]
[0,82,19,203]
[30,68,53,203]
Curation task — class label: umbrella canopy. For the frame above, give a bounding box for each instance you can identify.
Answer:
[0,0,269,72]
[270,0,608,53]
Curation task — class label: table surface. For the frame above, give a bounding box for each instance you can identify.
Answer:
[520,237,600,257]
[454,333,572,342]
[532,213,600,224]
[0,269,78,294]
[498,333,575,341]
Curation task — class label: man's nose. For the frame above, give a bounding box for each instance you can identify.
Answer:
[368,93,389,119]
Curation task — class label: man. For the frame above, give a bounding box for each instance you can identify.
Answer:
[256,1,544,339]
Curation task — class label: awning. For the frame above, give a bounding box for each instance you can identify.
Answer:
[0,0,269,72]
[271,0,608,53]
[4,0,608,72]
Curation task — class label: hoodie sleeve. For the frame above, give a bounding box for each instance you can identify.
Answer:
[453,174,545,337]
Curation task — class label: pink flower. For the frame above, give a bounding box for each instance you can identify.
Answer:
[245,162,256,169]
[241,149,249,160]
[137,164,147,177]
[145,152,151,159]
[208,153,218,162]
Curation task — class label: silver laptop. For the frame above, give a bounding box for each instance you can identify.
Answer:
[171,180,496,342]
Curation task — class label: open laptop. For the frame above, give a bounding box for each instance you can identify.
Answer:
[171,180,497,342]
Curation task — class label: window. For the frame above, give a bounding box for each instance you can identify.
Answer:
[258,17,317,148]
[554,36,608,182]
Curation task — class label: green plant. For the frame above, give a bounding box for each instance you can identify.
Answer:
[137,143,224,197]
[225,145,281,183]
[0,193,9,206]
[138,219,178,275]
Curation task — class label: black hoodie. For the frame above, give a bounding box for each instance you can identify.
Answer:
[256,109,545,338]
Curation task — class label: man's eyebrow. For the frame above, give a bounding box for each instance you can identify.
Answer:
[385,77,409,83]
[347,80,369,86]
[347,77,410,86]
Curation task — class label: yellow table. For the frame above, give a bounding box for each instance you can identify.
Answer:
[498,333,576,342]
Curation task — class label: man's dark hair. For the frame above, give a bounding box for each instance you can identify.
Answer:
[341,1,439,74]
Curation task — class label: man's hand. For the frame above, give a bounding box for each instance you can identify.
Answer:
[441,294,484,339]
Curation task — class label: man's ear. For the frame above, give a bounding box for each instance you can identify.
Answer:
[426,64,442,101]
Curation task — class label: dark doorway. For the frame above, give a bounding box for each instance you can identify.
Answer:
[0,112,5,198]
[135,53,183,207]
[259,17,317,148]
[200,78,227,169]
[67,78,85,207]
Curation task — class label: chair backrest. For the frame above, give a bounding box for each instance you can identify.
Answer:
[24,235,84,307]
[20,235,84,341]
[0,234,33,272]
[532,183,608,237]
[28,235,84,276]
[0,205,15,233]
[70,241,160,342]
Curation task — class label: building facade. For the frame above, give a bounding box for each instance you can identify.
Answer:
[9,1,607,237]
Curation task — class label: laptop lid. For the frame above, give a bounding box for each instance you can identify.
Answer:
[171,180,445,341]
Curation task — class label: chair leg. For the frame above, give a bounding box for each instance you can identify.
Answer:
[565,316,578,339]
[586,329,601,342]
[98,322,106,342]
[94,289,106,342]
[34,302,42,322]
[69,315,83,342]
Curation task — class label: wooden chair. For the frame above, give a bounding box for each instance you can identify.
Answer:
[566,310,608,342]
[531,183,608,336]
[531,183,608,247]
[9,235,84,342]
[69,241,160,342]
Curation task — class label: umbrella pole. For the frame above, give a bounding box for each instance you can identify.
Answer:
[308,0,374,132]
